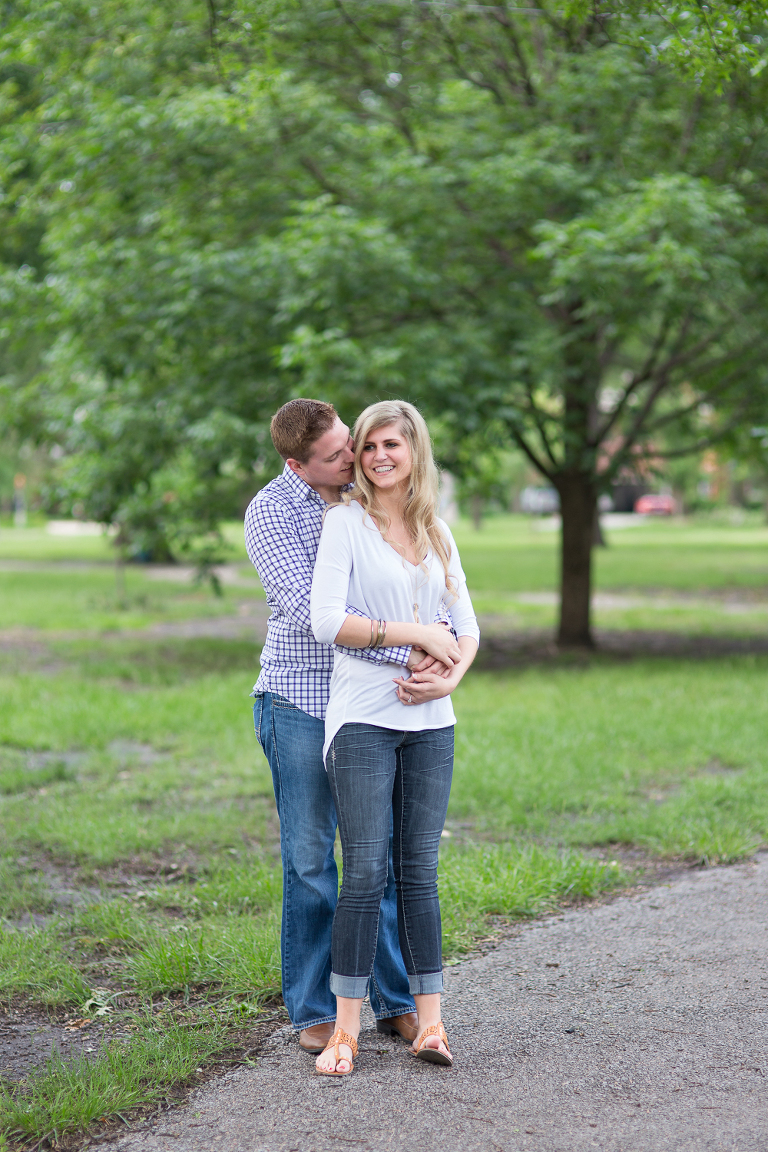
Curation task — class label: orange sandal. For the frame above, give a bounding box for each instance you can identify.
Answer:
[409,1022,453,1066]
[313,1028,358,1077]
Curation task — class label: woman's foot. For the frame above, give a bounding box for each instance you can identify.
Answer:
[314,1027,359,1076]
[410,1021,453,1066]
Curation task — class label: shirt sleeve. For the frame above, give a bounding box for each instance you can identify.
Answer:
[311,508,355,645]
[434,600,454,632]
[441,523,480,644]
[245,497,315,635]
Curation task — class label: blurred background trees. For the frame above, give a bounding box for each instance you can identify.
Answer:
[1,0,767,642]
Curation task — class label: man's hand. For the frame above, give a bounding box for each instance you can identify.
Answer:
[406,647,452,679]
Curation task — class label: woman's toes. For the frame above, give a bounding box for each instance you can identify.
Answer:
[420,1034,450,1058]
[316,1043,353,1073]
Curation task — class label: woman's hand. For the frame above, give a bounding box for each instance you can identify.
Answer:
[416,623,462,667]
[394,636,478,706]
[393,669,456,705]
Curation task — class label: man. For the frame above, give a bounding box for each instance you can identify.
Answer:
[245,399,451,1053]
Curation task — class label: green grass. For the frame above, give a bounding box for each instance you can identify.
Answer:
[1,512,767,1147]
[0,927,90,1006]
[450,660,768,861]
[0,526,116,562]
[0,860,55,918]
[452,513,768,596]
[0,567,263,632]
[0,1015,232,1145]
[439,842,623,956]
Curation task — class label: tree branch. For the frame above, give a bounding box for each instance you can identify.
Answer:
[652,401,754,460]
[438,22,507,104]
[523,385,560,468]
[299,155,345,201]
[489,9,537,102]
[594,311,674,442]
[506,420,554,482]
[605,311,734,466]
[206,0,229,88]
[644,354,764,435]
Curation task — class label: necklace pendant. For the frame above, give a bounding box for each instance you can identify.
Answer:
[413,602,420,624]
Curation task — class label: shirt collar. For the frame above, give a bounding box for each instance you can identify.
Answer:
[282,462,327,505]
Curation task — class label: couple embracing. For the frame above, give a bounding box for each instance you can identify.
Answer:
[245,398,479,1076]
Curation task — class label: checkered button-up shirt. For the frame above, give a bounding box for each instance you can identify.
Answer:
[244,464,413,720]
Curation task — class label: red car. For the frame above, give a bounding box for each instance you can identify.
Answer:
[634,493,676,516]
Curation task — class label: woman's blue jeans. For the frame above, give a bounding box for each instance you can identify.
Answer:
[253,693,415,1030]
[325,723,454,999]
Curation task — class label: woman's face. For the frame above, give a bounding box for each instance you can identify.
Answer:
[359,422,412,494]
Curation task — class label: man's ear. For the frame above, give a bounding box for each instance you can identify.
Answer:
[286,458,305,477]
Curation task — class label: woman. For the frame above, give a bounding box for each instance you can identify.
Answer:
[310,400,479,1076]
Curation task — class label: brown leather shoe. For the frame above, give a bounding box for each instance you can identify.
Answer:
[375,1012,418,1043]
[298,1022,335,1053]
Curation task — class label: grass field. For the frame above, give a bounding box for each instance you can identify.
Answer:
[1,512,767,1148]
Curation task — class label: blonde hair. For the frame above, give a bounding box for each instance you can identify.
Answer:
[345,400,455,598]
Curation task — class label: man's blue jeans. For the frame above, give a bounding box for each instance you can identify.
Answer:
[253,692,415,1030]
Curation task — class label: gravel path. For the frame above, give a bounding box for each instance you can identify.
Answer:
[111,854,768,1152]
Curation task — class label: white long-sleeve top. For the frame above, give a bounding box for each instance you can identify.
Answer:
[310,501,480,761]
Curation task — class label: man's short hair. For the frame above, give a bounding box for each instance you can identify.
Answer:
[270,399,338,463]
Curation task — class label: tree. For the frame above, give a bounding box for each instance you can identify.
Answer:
[244,0,768,644]
[3,1,768,639]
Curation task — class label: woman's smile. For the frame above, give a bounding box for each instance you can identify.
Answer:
[360,423,412,490]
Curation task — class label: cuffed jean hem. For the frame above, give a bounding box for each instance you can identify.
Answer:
[408,971,444,995]
[330,972,371,999]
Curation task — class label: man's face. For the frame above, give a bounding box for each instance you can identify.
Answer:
[288,417,355,493]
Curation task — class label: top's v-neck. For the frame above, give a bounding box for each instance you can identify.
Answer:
[364,505,424,568]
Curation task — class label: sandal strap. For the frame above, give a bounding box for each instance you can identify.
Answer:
[323,1028,359,1061]
[414,1021,450,1054]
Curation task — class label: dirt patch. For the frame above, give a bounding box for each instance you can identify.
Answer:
[0,1004,112,1082]
[474,626,768,669]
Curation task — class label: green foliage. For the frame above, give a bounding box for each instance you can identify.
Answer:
[2,0,768,595]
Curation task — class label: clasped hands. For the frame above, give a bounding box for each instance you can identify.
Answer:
[394,623,461,707]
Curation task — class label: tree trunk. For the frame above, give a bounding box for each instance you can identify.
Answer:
[556,473,597,648]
